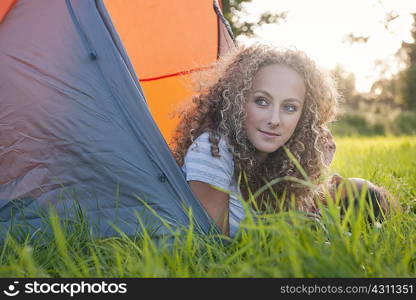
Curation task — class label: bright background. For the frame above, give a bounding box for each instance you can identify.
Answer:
[235,0,416,93]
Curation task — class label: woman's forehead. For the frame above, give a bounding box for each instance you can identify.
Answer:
[251,64,306,100]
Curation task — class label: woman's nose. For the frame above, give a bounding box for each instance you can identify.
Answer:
[267,110,280,128]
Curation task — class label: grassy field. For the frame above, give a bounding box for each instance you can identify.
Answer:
[1,136,415,277]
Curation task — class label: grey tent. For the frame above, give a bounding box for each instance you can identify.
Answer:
[0,0,235,238]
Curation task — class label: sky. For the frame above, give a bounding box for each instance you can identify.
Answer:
[236,0,416,93]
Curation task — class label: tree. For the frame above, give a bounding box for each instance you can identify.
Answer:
[221,0,287,38]
[342,5,415,110]
[401,13,416,110]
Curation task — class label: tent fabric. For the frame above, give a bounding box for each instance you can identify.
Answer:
[103,0,235,143]
[0,0,17,24]
[104,0,218,80]
[0,0,234,239]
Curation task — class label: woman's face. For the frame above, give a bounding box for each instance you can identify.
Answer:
[244,64,306,162]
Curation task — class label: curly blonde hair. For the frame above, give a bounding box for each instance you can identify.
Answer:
[172,44,339,212]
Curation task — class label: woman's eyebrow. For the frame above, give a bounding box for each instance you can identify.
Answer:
[283,98,302,104]
[254,90,303,104]
[253,90,273,98]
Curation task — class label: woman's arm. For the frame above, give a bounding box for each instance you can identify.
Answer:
[188,181,230,235]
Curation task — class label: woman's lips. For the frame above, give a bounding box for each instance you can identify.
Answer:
[259,130,281,137]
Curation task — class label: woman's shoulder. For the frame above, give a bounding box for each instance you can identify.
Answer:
[183,132,234,186]
[190,132,231,158]
[192,131,210,144]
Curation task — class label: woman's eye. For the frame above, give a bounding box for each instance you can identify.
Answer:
[255,97,268,106]
[284,105,297,112]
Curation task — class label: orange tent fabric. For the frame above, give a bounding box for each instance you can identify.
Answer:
[103,0,234,144]
[0,0,17,23]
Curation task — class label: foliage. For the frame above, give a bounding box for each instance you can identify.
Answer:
[393,111,416,135]
[221,0,287,38]
[330,111,416,137]
[335,7,416,130]
[1,137,415,277]
[330,114,385,137]
[402,65,416,110]
[401,13,416,110]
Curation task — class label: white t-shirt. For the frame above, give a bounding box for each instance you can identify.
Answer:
[181,132,245,237]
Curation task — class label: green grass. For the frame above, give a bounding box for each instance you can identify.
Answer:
[1,136,415,277]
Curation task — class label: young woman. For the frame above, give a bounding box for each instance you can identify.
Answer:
[172,44,339,236]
